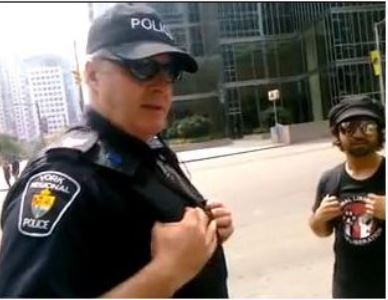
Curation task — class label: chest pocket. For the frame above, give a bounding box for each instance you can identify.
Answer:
[131,163,205,222]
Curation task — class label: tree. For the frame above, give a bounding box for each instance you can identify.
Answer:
[0,134,26,161]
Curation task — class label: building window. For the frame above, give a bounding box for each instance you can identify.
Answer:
[222,45,237,82]
[189,27,204,57]
[170,28,187,50]
[218,2,263,38]
[187,3,200,23]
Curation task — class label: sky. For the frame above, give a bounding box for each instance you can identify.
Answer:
[0,3,90,62]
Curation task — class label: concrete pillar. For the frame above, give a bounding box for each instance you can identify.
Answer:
[304,25,323,121]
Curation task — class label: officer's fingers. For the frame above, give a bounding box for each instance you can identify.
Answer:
[195,207,210,229]
[210,207,231,219]
[214,215,232,228]
[181,207,200,223]
[206,202,224,210]
[150,222,164,255]
[218,226,234,243]
[207,232,218,258]
[205,220,217,251]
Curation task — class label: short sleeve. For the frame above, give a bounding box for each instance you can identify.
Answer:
[311,167,336,212]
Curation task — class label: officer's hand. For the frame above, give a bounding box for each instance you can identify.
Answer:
[366,194,385,220]
[150,207,218,290]
[314,195,342,223]
[206,202,234,243]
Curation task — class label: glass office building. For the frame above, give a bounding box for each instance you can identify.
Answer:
[91,2,385,137]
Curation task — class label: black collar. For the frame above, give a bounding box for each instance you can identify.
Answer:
[84,109,155,161]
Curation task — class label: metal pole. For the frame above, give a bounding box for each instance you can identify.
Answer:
[73,40,85,112]
[374,20,385,104]
[34,102,44,143]
[273,100,278,125]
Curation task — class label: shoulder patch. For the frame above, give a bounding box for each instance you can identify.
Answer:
[18,171,81,237]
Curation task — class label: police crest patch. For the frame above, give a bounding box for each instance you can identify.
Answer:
[18,171,81,237]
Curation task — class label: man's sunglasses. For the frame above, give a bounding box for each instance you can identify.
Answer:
[111,57,183,83]
[338,119,378,136]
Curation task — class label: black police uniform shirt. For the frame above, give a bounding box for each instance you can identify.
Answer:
[313,158,385,298]
[0,110,228,298]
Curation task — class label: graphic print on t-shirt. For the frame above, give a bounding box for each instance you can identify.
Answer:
[341,195,382,246]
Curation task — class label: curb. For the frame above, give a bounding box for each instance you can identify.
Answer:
[171,139,233,153]
[180,143,285,163]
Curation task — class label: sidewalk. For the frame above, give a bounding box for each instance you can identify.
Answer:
[176,137,333,163]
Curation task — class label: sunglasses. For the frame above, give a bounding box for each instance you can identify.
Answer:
[338,119,378,136]
[111,57,183,83]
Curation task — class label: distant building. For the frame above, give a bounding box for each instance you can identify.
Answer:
[26,66,70,135]
[0,59,40,140]
[11,68,40,140]
[23,55,82,136]
[0,63,15,136]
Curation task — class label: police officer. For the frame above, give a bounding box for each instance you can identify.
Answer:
[0,4,233,298]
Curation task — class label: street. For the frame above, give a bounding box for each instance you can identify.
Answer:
[0,140,344,297]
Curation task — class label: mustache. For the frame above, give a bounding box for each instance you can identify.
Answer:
[349,137,369,143]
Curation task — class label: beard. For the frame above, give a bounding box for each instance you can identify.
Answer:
[345,140,379,157]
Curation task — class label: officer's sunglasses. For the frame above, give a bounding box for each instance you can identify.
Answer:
[338,119,378,136]
[109,57,183,83]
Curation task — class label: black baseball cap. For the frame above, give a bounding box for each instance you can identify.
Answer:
[328,95,385,127]
[86,3,198,72]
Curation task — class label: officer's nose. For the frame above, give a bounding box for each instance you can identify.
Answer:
[149,71,173,87]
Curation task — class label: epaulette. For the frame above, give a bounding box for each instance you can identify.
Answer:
[45,126,98,154]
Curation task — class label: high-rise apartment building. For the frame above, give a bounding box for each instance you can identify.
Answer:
[10,68,40,140]
[23,54,82,138]
[0,63,15,136]
[88,2,385,137]
[27,66,70,135]
[0,59,40,140]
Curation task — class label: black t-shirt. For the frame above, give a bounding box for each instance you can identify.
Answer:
[313,158,386,298]
[0,110,228,298]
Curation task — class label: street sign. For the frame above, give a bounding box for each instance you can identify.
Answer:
[370,50,381,76]
[268,89,280,101]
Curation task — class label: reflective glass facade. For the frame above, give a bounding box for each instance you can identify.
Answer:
[137,3,385,137]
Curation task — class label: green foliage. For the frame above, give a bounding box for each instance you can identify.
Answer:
[166,115,212,139]
[25,138,45,158]
[164,121,179,139]
[176,115,212,139]
[0,134,26,160]
[260,106,293,128]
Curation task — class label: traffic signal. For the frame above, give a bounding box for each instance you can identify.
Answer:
[370,50,381,76]
[72,70,82,85]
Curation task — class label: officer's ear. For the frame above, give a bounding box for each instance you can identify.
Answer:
[85,61,99,91]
